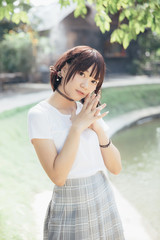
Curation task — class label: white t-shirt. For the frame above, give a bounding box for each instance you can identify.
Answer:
[27,100,109,179]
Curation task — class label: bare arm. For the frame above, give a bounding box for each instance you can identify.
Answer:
[31,94,107,186]
[88,95,122,175]
[94,126,122,175]
[32,126,81,186]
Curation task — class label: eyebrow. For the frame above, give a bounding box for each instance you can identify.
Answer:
[83,69,100,81]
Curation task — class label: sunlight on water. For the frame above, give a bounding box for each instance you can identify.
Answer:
[109,118,160,239]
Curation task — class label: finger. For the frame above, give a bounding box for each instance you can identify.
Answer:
[87,93,96,107]
[92,103,107,116]
[91,94,101,110]
[88,94,99,111]
[83,93,91,109]
[93,108,101,116]
[95,111,109,119]
[96,103,107,111]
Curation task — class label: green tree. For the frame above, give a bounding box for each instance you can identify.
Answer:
[0,0,30,24]
[131,31,160,75]
[0,32,35,73]
[59,0,160,49]
[1,0,160,49]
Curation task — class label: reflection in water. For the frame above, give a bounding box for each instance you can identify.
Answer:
[109,118,160,240]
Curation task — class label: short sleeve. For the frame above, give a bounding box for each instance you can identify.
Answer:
[97,117,109,133]
[27,108,52,141]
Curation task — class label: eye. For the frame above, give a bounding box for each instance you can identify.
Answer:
[91,80,98,85]
[79,71,85,77]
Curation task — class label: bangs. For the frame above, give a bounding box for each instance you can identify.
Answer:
[75,60,102,80]
[65,48,105,85]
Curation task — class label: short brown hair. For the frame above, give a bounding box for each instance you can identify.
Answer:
[50,45,106,101]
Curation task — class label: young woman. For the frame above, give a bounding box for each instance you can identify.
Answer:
[28,45,125,240]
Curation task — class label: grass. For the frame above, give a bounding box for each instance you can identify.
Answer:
[0,84,160,239]
[101,84,160,120]
[0,106,53,240]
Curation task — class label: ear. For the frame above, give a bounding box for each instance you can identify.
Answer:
[61,63,69,78]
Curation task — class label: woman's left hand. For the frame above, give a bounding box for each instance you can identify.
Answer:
[87,93,108,132]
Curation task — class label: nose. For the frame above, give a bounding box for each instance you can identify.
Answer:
[80,79,88,89]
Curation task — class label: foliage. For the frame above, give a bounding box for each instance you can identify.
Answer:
[59,0,160,49]
[130,31,160,75]
[1,0,160,49]
[0,32,35,73]
[0,0,30,24]
[0,21,17,40]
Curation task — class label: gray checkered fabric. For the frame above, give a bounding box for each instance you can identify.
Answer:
[43,171,125,240]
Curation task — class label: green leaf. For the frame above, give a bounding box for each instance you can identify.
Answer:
[128,30,137,41]
[12,13,21,24]
[137,10,146,21]
[124,9,131,19]
[119,11,125,22]
[110,30,117,43]
[110,29,122,44]
[123,34,130,49]
[120,24,128,31]
[74,5,87,18]
[155,25,160,34]
[0,7,5,21]
[117,29,124,39]
[140,25,145,33]
[135,22,141,35]
[19,11,29,23]
[74,8,80,18]
[109,1,118,14]
[104,21,110,31]
[59,0,70,8]
[4,9,11,21]
[87,0,94,4]
[100,25,105,33]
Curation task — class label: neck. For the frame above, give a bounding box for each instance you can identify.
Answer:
[46,87,76,114]
[56,88,74,102]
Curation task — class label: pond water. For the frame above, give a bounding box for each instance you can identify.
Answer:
[109,117,160,240]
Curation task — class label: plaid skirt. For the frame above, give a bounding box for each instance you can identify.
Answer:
[43,170,125,240]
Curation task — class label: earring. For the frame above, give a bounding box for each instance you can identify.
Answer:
[56,78,59,81]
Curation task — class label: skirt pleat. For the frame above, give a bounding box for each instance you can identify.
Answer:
[43,171,125,240]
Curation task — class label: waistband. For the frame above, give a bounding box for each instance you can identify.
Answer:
[58,170,107,187]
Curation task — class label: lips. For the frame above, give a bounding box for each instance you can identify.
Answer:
[76,90,85,96]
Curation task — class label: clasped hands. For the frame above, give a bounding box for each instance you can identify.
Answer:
[70,91,109,133]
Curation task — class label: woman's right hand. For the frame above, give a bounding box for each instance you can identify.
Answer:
[70,93,107,133]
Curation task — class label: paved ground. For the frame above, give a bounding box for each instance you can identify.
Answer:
[1,75,160,240]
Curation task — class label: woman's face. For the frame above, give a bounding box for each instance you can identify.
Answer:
[61,65,100,101]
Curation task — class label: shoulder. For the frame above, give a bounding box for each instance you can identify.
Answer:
[28,100,48,113]
[27,101,53,140]
[27,101,50,123]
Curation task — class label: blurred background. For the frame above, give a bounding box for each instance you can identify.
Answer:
[0,0,160,239]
